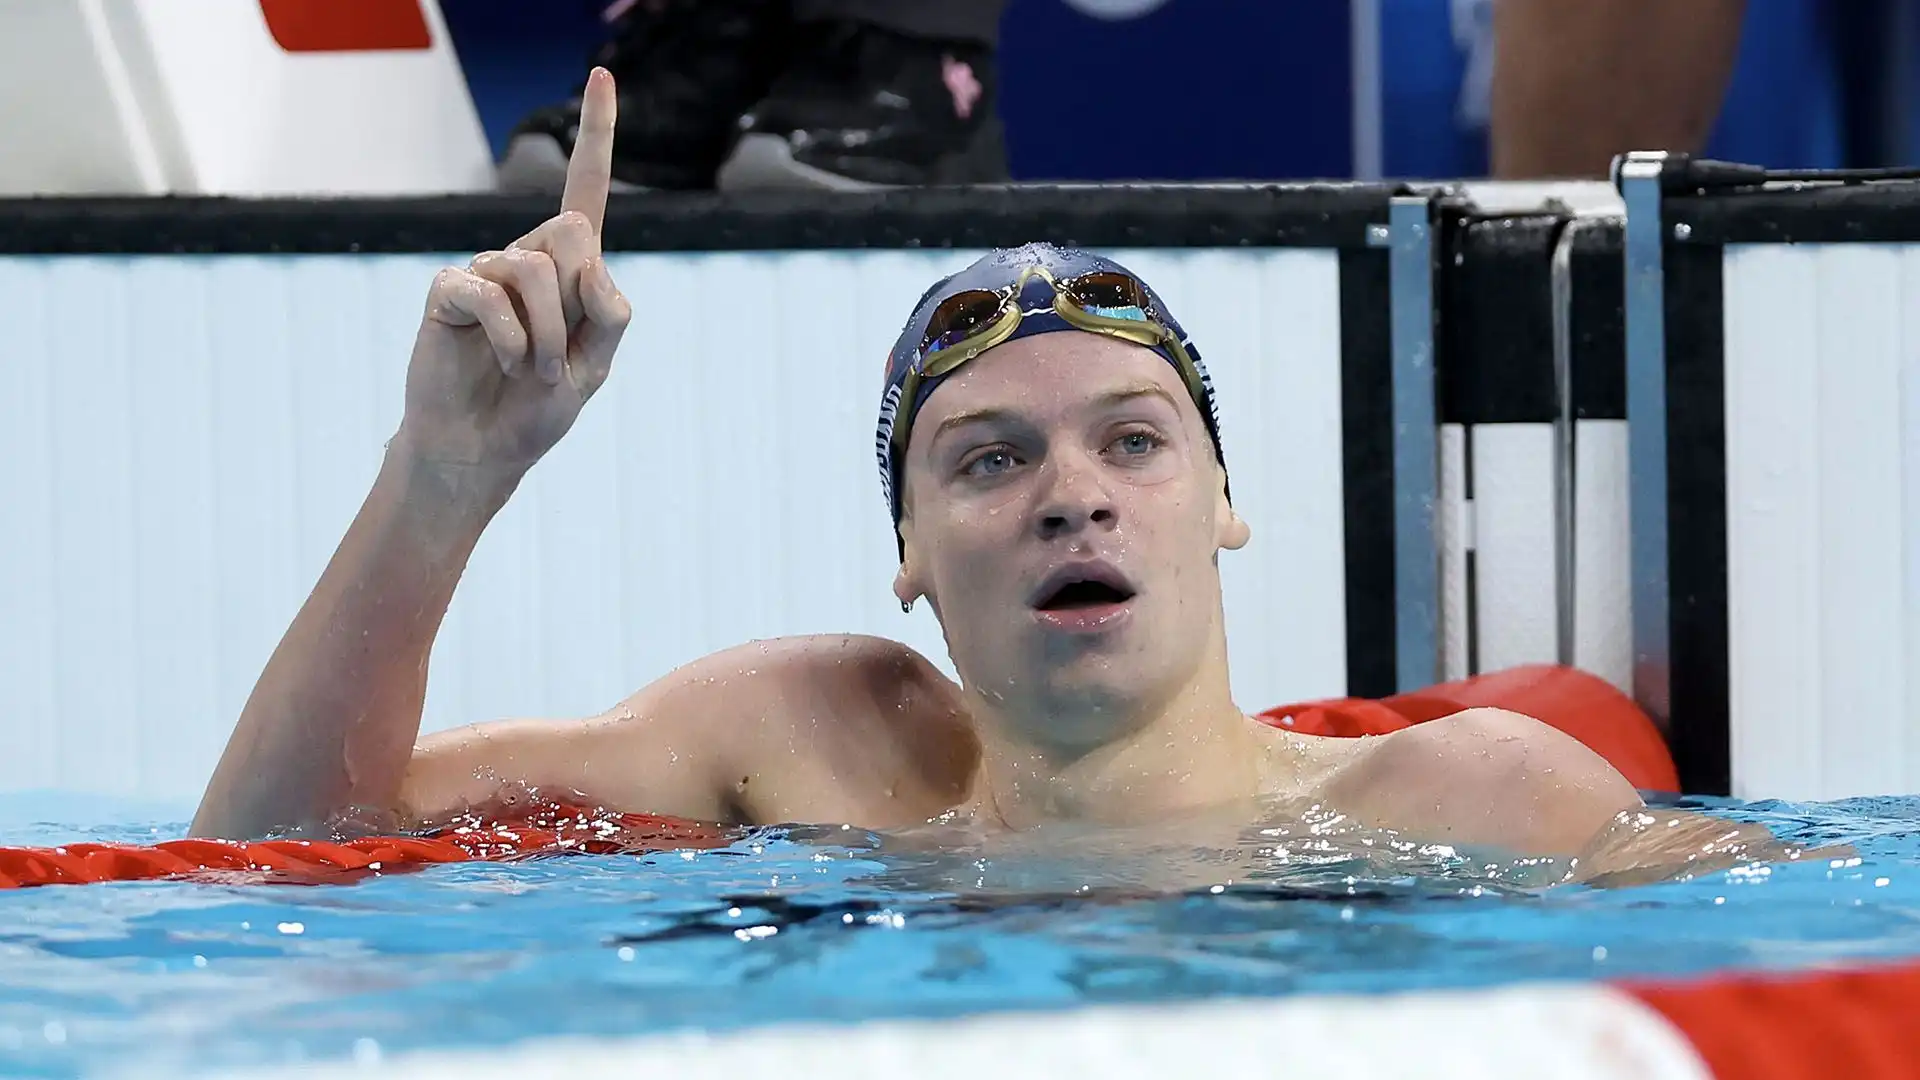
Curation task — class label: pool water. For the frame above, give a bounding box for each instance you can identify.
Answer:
[1,793,1917,1079]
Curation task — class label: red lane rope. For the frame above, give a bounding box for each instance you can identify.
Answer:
[0,802,740,889]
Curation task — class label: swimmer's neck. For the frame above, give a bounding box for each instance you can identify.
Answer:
[961,664,1267,830]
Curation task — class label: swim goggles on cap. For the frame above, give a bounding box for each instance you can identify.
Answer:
[888,264,1214,465]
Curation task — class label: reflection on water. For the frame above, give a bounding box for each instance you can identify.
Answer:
[845,795,1569,899]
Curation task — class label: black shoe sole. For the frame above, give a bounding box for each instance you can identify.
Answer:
[497,133,662,194]
[714,133,890,192]
[715,118,1010,193]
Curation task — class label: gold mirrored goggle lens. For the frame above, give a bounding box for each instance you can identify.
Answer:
[917,289,1017,378]
[1058,270,1155,324]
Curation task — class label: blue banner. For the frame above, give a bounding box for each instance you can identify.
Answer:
[996,0,1353,180]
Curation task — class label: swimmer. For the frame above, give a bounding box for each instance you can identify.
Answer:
[189,68,1810,886]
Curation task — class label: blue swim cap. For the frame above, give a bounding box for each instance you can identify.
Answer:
[874,243,1227,529]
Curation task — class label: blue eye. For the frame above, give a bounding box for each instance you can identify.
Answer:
[1110,431,1162,456]
[965,449,1019,477]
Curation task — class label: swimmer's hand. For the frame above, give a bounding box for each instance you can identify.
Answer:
[398,67,632,478]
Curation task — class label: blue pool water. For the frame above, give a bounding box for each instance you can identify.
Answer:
[1,793,1918,1078]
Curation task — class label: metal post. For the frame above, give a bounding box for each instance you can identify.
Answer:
[1388,195,1441,692]
[1548,216,1593,668]
[1618,151,1671,724]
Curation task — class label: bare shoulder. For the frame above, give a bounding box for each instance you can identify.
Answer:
[638,633,908,685]
[626,633,978,823]
[637,633,965,718]
[406,634,975,829]
[1320,707,1644,856]
[615,632,971,749]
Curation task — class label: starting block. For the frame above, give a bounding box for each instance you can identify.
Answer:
[0,0,494,196]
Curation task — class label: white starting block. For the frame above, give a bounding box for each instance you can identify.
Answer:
[0,0,495,196]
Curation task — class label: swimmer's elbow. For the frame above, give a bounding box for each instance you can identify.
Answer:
[401,711,736,827]
[400,720,588,826]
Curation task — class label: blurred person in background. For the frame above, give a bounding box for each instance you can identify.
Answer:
[1490,0,1749,178]
[496,0,1010,193]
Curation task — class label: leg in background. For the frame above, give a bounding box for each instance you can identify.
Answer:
[793,0,1006,45]
[496,0,794,193]
[1490,0,1748,179]
[719,0,1013,190]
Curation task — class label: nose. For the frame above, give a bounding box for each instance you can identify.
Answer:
[1034,448,1118,541]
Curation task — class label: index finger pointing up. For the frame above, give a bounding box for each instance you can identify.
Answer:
[562,66,618,235]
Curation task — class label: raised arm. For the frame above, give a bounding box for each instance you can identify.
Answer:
[191,70,632,839]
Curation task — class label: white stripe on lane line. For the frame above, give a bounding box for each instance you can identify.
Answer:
[207,982,1713,1080]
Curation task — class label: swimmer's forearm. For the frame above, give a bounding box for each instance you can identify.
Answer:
[190,440,522,839]
[1564,811,1818,888]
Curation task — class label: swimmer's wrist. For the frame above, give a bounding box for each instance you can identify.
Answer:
[380,430,524,518]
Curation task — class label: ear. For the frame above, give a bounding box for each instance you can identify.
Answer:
[1214,471,1250,552]
[893,516,929,609]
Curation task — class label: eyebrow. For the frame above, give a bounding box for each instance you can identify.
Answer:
[925,384,1183,448]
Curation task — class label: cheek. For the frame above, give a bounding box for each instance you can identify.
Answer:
[1125,469,1215,527]
[933,486,1030,554]
[1126,490,1224,574]
[923,506,1026,593]
[948,486,1028,527]
[1122,451,1188,490]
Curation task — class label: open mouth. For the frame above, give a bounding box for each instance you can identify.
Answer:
[1030,562,1139,614]
[1036,579,1136,610]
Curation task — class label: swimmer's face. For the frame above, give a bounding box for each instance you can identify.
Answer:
[894,333,1249,741]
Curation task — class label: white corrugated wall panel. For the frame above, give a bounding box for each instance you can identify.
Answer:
[1437,421,1628,692]
[1470,423,1559,672]
[1571,419,1632,694]
[0,248,1348,803]
[1721,243,1920,800]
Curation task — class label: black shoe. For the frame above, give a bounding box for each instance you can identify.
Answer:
[497,0,794,193]
[717,20,1010,192]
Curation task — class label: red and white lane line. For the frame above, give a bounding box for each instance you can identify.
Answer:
[215,957,1920,1080]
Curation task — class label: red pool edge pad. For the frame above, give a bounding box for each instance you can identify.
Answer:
[1257,663,1681,793]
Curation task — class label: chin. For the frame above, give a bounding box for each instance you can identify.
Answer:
[1032,653,1164,713]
